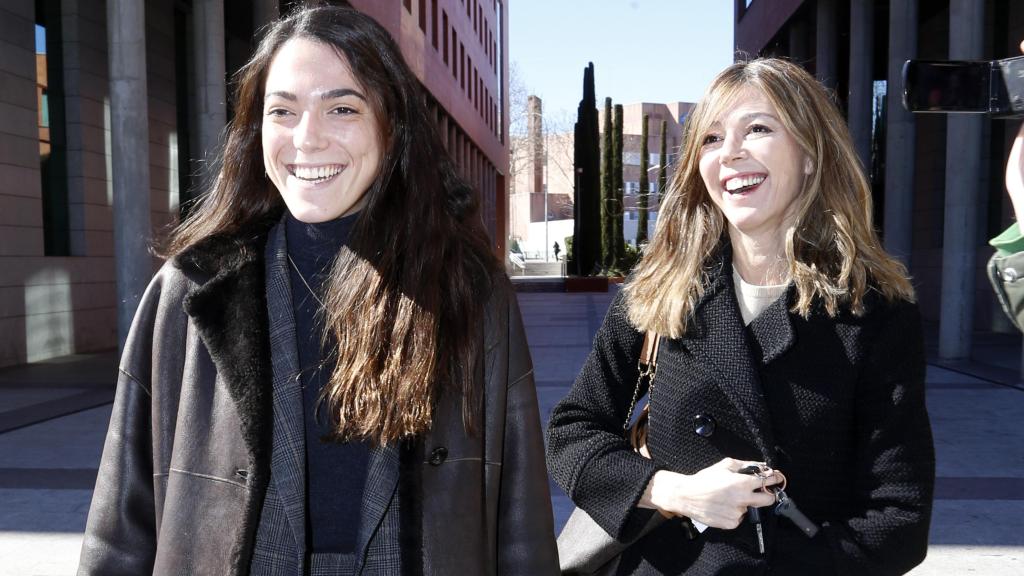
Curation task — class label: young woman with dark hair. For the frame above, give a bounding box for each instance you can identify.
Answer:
[78,5,557,575]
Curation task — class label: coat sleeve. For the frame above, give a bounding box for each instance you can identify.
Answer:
[821,299,935,575]
[497,289,560,575]
[988,250,1024,332]
[77,270,171,575]
[545,290,662,542]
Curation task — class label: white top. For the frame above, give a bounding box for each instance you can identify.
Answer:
[732,265,789,326]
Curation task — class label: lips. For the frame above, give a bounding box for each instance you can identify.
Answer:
[722,173,767,195]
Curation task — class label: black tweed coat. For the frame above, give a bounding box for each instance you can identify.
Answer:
[547,251,935,576]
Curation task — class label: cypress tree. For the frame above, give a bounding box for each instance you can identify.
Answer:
[570,63,601,276]
[600,97,613,269]
[658,119,668,205]
[613,104,625,269]
[637,113,650,245]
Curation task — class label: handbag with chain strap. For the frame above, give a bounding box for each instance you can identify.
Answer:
[556,333,697,575]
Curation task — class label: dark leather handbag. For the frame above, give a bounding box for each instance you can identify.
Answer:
[556,333,686,575]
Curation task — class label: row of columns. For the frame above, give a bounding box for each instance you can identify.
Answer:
[832,0,985,360]
[107,0,279,350]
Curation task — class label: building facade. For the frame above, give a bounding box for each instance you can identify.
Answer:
[735,0,1024,359]
[0,0,510,368]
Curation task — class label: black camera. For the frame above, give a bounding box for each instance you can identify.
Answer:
[902,56,1024,119]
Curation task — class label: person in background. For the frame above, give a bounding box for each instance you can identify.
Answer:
[547,58,934,575]
[77,5,557,575]
[990,42,1024,331]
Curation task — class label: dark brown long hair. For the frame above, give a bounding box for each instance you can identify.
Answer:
[167,5,499,444]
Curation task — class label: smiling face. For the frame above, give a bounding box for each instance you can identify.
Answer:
[698,87,810,244]
[262,38,382,223]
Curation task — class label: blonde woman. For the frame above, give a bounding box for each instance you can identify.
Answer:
[547,58,934,575]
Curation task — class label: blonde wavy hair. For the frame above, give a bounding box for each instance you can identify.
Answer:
[626,58,914,338]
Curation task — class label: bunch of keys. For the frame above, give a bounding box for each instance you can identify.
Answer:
[739,464,820,555]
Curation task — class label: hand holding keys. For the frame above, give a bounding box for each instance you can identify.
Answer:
[738,463,820,554]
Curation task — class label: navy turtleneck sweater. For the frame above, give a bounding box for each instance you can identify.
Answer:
[285,211,369,554]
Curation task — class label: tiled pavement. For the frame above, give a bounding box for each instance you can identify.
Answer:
[1,289,1022,574]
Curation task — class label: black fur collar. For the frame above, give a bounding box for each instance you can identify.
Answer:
[175,222,275,574]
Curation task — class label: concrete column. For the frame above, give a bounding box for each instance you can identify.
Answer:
[883,0,917,264]
[193,0,227,163]
[107,0,151,351]
[939,0,985,359]
[848,0,874,170]
[815,0,838,90]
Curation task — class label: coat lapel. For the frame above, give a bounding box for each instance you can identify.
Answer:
[354,444,401,573]
[746,286,797,366]
[262,220,310,555]
[676,251,785,461]
[178,220,278,574]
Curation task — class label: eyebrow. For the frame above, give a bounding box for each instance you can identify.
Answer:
[738,111,780,123]
[707,111,780,129]
[264,88,367,101]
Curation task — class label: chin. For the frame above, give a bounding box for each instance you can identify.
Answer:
[285,202,341,224]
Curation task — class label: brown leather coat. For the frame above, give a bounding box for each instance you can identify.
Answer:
[77,230,558,575]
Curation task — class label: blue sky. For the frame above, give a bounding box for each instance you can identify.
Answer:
[509,0,734,118]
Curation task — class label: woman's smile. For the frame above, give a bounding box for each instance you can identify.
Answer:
[288,163,346,185]
[722,172,767,195]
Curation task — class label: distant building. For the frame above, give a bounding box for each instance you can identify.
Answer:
[0,0,509,368]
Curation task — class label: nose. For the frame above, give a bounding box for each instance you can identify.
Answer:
[719,132,745,165]
[293,111,328,152]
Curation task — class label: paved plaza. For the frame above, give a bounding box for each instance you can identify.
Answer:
[0,288,1022,574]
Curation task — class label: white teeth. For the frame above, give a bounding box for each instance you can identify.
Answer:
[725,174,766,192]
[293,165,342,181]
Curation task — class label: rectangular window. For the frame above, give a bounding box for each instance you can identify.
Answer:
[404,0,411,11]
[442,11,449,63]
[452,30,458,77]
[418,0,426,32]
[460,44,466,90]
[36,0,69,256]
[431,0,438,49]
[496,0,504,143]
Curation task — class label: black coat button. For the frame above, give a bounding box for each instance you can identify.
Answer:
[428,446,448,465]
[693,414,716,437]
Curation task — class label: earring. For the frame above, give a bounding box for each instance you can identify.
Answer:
[803,158,814,175]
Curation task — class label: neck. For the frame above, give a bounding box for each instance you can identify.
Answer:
[728,227,789,286]
[285,210,357,275]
